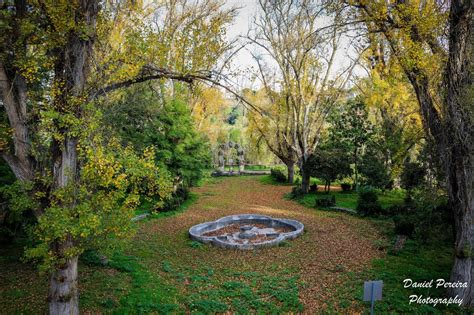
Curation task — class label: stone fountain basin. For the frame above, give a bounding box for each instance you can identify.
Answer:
[189,214,304,249]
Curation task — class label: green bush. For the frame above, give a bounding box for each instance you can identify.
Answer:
[388,191,452,243]
[401,161,426,190]
[315,195,336,207]
[270,167,287,183]
[340,183,351,192]
[160,186,190,212]
[393,215,415,236]
[356,187,382,216]
[288,186,304,199]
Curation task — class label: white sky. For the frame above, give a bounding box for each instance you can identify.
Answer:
[221,0,366,89]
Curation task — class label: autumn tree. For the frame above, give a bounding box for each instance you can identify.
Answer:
[247,0,355,192]
[0,0,234,313]
[246,88,298,183]
[345,0,473,306]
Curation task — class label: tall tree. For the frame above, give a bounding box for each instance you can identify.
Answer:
[346,0,473,306]
[328,97,374,188]
[248,0,355,192]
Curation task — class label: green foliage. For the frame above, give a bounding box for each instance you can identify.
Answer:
[390,191,452,243]
[356,187,383,216]
[0,158,15,186]
[305,145,352,189]
[288,186,305,199]
[329,98,374,152]
[24,140,173,271]
[315,195,336,208]
[393,215,415,236]
[153,99,211,187]
[0,181,38,241]
[340,183,352,192]
[359,151,393,189]
[159,186,190,212]
[270,166,287,183]
[401,160,426,190]
[103,85,210,188]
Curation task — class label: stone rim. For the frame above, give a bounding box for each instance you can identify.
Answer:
[188,214,304,249]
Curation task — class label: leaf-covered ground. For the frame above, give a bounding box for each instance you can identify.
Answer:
[1,176,386,313]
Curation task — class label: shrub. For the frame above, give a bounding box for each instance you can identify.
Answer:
[270,167,287,183]
[289,186,304,199]
[393,215,415,236]
[401,161,426,190]
[309,184,318,192]
[359,153,392,189]
[315,195,336,207]
[160,186,190,211]
[340,183,351,192]
[356,187,382,216]
[389,191,452,243]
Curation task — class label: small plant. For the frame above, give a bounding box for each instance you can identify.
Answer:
[340,183,351,192]
[289,186,305,199]
[270,167,287,182]
[356,187,382,216]
[188,241,204,249]
[315,195,336,207]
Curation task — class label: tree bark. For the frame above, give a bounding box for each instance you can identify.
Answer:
[445,0,473,307]
[48,1,99,313]
[48,240,79,315]
[301,167,310,193]
[286,162,295,184]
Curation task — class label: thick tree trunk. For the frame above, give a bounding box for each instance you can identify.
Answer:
[48,250,79,315]
[301,168,310,193]
[445,0,473,307]
[448,165,473,306]
[49,137,80,314]
[286,162,295,184]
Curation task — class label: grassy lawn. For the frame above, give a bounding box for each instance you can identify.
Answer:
[292,188,405,210]
[244,164,272,171]
[0,176,462,314]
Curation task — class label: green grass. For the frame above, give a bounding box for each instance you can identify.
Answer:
[292,189,405,210]
[244,164,272,171]
[324,239,461,314]
[259,174,293,186]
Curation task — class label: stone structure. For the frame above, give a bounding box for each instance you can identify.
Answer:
[217,141,245,174]
[189,214,304,249]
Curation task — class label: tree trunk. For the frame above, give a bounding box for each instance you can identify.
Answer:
[301,168,310,193]
[48,252,79,315]
[354,149,358,189]
[286,162,295,184]
[445,0,473,307]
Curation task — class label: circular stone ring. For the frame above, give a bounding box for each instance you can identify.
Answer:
[188,214,304,250]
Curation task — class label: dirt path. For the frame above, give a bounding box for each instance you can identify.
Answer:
[136,176,383,313]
